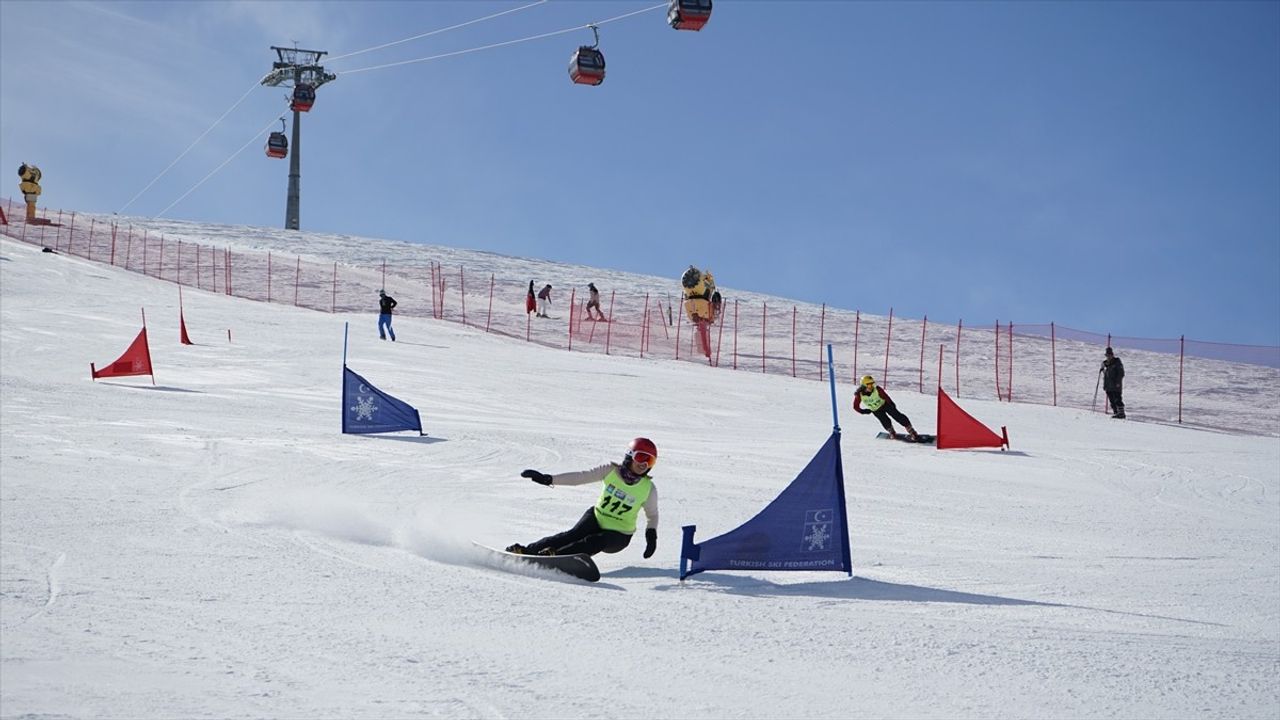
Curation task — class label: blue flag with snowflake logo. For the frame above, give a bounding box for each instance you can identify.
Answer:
[680,431,851,579]
[342,366,423,435]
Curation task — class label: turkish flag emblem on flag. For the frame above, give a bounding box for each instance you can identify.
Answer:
[91,327,154,382]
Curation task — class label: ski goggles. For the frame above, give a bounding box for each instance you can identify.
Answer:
[628,451,657,468]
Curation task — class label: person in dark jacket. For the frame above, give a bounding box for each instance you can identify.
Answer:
[1102,347,1125,418]
[507,437,660,559]
[378,290,397,341]
[853,375,920,440]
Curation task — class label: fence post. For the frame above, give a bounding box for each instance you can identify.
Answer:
[110,222,117,265]
[732,299,739,370]
[641,293,651,358]
[818,303,827,381]
[762,302,768,374]
[791,306,797,378]
[381,259,386,290]
[883,307,893,385]
[567,288,576,351]
[852,310,860,383]
[1104,333,1112,413]
[485,274,495,333]
[430,263,438,319]
[331,261,337,313]
[955,319,962,398]
[175,240,181,285]
[919,315,928,393]
[142,230,148,274]
[438,264,447,320]
[1178,335,1185,424]
[674,297,682,360]
[994,319,1000,401]
[715,302,726,368]
[227,248,233,296]
[460,266,467,327]
[294,257,301,306]
[937,344,944,391]
[605,290,616,355]
[1008,321,1014,403]
[158,237,165,280]
[267,252,272,302]
[1051,322,1057,406]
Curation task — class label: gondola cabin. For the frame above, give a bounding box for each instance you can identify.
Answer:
[291,84,316,112]
[568,46,605,86]
[668,0,712,31]
[266,131,288,159]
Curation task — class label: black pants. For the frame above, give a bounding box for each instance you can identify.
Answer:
[526,508,633,556]
[872,402,913,432]
[1105,388,1125,415]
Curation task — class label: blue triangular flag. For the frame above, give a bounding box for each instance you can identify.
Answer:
[681,431,851,579]
[342,366,423,435]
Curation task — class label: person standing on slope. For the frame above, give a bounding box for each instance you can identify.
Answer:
[1102,346,1126,419]
[507,437,660,559]
[378,289,397,341]
[536,283,553,318]
[585,282,606,321]
[853,375,920,440]
[526,281,537,317]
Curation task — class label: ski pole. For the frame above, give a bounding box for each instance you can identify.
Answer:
[1092,366,1103,412]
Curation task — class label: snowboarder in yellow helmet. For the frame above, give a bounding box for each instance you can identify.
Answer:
[854,375,920,441]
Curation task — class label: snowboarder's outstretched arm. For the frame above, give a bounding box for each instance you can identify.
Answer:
[521,463,613,487]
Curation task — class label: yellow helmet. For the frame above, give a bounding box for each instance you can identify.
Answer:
[861,375,875,388]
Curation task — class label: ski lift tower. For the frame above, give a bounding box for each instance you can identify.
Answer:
[261,46,336,230]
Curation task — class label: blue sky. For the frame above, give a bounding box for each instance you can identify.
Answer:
[3,1,1277,345]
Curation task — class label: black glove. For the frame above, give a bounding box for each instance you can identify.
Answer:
[858,408,870,415]
[643,528,657,558]
[521,469,552,486]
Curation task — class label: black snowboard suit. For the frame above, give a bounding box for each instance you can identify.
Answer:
[854,384,914,435]
[1102,354,1125,416]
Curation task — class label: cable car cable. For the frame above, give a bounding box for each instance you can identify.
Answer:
[339,3,664,76]
[156,115,282,219]
[117,79,262,215]
[326,0,550,64]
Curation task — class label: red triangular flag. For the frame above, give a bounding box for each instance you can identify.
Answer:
[936,387,1007,450]
[180,311,193,345]
[91,327,154,382]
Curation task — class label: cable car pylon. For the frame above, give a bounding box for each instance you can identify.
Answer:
[261,46,336,230]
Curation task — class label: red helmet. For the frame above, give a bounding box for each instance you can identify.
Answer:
[626,437,658,468]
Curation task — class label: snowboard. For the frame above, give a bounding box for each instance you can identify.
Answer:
[876,432,936,444]
[473,543,600,582]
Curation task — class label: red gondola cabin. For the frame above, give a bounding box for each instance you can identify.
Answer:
[668,0,712,31]
[568,46,605,86]
[266,131,288,159]
[291,84,316,112]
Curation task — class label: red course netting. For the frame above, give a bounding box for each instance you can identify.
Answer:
[5,198,1277,437]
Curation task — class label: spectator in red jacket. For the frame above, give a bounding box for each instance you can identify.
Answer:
[853,375,919,440]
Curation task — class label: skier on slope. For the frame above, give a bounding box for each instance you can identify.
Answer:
[507,438,660,559]
[853,375,920,441]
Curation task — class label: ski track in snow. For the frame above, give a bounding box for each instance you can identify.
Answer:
[2,235,1277,719]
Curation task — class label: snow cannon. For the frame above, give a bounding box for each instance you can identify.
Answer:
[680,265,717,359]
[17,163,41,222]
[680,265,717,324]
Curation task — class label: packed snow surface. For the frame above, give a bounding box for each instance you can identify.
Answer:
[2,235,1277,718]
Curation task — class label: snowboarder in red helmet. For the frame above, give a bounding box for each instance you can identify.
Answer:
[507,437,660,559]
